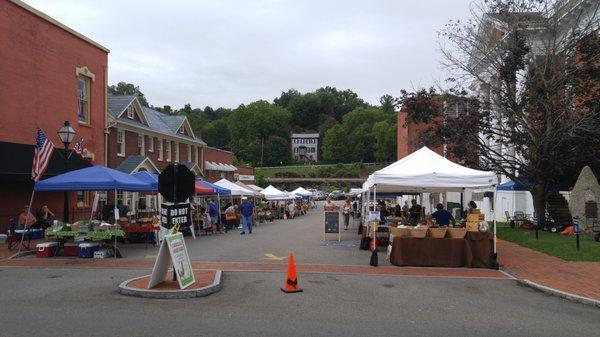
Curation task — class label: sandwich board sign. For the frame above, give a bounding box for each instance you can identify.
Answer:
[324,211,341,242]
[148,232,195,289]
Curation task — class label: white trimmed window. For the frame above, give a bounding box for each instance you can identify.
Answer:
[148,137,154,152]
[174,142,179,162]
[138,134,144,156]
[166,140,171,162]
[187,144,192,162]
[77,75,90,124]
[158,139,163,161]
[127,105,134,119]
[117,130,125,157]
[76,191,90,207]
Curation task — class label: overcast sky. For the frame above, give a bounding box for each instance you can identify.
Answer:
[26,0,474,109]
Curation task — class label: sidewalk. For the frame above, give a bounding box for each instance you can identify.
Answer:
[498,239,600,301]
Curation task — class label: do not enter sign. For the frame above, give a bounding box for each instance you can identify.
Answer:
[158,164,196,203]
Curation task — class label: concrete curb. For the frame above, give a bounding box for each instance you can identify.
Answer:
[118,270,222,299]
[517,278,600,309]
[8,250,36,259]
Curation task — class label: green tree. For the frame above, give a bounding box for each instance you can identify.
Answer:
[379,94,398,114]
[108,82,149,106]
[372,121,396,162]
[322,124,348,163]
[228,100,292,166]
[202,119,230,149]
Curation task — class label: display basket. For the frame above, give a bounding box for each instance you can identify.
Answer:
[428,228,447,238]
[409,228,428,238]
[389,226,408,238]
[447,228,467,239]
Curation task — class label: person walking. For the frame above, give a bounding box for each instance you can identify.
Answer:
[323,197,337,211]
[240,197,254,235]
[341,197,353,231]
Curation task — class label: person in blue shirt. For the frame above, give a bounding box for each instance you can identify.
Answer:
[208,199,222,233]
[239,197,254,235]
[432,203,454,227]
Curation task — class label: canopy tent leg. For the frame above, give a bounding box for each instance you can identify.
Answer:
[114,188,118,259]
[491,185,499,269]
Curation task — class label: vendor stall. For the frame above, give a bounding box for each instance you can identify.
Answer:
[361,147,498,268]
[34,165,154,258]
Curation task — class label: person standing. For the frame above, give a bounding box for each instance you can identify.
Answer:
[341,197,353,231]
[408,199,422,226]
[432,203,454,227]
[402,200,410,215]
[240,197,254,235]
[208,199,222,233]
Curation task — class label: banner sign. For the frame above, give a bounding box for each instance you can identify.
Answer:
[148,232,195,289]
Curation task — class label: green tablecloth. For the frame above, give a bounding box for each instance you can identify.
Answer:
[46,230,125,240]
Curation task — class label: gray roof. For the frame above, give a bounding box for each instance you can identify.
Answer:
[107,95,206,145]
[107,94,136,117]
[116,155,148,174]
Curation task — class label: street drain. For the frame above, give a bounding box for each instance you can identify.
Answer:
[383,284,394,288]
[47,275,62,279]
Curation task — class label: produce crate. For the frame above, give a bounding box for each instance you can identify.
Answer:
[447,228,467,239]
[389,226,408,238]
[409,228,428,238]
[428,228,447,238]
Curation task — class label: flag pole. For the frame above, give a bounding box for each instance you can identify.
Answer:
[17,189,37,256]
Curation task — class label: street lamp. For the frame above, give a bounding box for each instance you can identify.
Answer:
[57,120,76,223]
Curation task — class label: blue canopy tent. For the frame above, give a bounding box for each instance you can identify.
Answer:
[497,180,531,191]
[35,166,152,192]
[196,180,231,196]
[34,166,155,258]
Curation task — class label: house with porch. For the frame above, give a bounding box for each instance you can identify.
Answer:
[106,95,206,213]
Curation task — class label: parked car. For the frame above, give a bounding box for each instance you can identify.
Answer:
[311,189,327,201]
[328,190,345,200]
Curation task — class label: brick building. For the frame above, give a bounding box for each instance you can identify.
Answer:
[397,96,478,165]
[203,146,237,182]
[0,0,108,231]
[106,95,206,209]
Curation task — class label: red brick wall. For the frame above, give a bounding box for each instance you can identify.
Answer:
[204,147,234,164]
[0,1,107,163]
[237,166,254,176]
[0,1,107,230]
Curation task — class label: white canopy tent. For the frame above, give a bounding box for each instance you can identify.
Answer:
[291,187,313,197]
[261,185,294,200]
[361,147,499,264]
[363,147,496,193]
[214,179,255,196]
[246,184,264,192]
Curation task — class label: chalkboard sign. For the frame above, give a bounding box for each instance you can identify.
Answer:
[325,211,339,234]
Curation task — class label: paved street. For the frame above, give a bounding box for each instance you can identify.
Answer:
[1,267,598,337]
[1,204,599,336]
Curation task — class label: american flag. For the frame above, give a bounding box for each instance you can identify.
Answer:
[73,137,84,155]
[32,129,55,182]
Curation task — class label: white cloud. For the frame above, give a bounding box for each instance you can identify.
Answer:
[24,0,473,109]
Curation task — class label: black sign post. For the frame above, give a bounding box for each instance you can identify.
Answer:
[324,211,340,242]
[158,164,195,229]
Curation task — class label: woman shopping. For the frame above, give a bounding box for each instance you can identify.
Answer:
[341,197,353,231]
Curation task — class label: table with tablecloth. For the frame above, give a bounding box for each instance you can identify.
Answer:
[389,231,493,268]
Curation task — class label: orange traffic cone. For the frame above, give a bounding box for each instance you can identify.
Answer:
[281,252,303,293]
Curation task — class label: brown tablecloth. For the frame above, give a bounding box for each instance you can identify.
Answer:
[389,231,493,268]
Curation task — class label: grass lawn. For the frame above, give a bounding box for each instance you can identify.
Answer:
[497,227,600,262]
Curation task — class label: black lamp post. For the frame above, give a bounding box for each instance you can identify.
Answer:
[57,120,75,223]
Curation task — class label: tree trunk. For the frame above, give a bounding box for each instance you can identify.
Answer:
[530,182,547,222]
